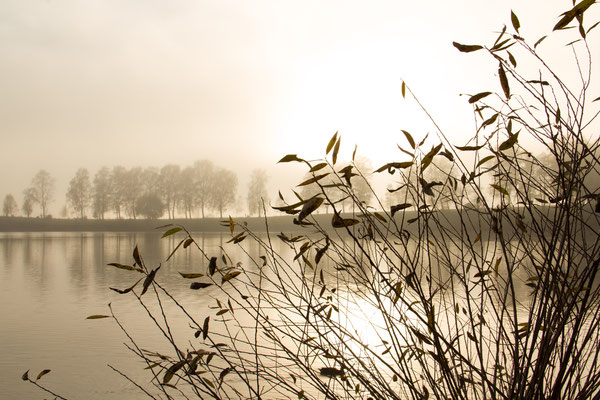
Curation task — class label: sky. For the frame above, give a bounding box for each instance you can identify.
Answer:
[0,0,596,216]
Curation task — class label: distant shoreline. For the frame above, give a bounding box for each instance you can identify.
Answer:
[2,206,594,235]
[0,215,301,233]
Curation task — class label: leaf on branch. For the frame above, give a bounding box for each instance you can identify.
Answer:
[219,367,231,383]
[222,271,241,283]
[401,81,406,98]
[527,80,550,86]
[278,154,304,163]
[587,21,600,34]
[534,35,547,48]
[226,232,246,243]
[179,272,204,279]
[452,42,484,52]
[391,203,412,216]
[315,241,330,265]
[421,143,442,172]
[490,184,509,196]
[202,317,210,340]
[36,369,51,381]
[332,137,341,165]
[110,278,143,294]
[508,51,517,68]
[190,282,213,290]
[553,0,596,31]
[499,131,519,151]
[498,63,510,99]
[511,10,520,32]
[298,173,329,187]
[141,266,160,296]
[332,213,359,228]
[21,370,29,381]
[183,238,195,248]
[106,263,143,273]
[209,257,217,276]
[326,131,338,154]
[480,113,499,130]
[374,162,413,174]
[468,92,492,104]
[310,163,328,172]
[456,144,485,151]
[298,196,324,222]
[477,155,496,168]
[401,130,416,149]
[163,361,186,384]
[133,246,143,267]
[161,227,182,238]
[86,315,110,319]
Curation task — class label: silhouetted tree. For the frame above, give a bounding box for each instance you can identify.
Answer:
[247,169,269,217]
[178,167,196,219]
[123,167,143,219]
[22,188,35,217]
[93,167,111,219]
[211,168,237,218]
[136,193,165,219]
[159,164,181,219]
[3,194,17,216]
[141,167,160,195]
[193,160,214,218]
[28,170,55,218]
[66,168,91,218]
[110,166,128,219]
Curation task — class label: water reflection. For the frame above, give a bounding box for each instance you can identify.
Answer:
[0,232,270,400]
[0,231,574,399]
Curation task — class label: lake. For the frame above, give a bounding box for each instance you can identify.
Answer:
[3,228,596,399]
[0,231,284,400]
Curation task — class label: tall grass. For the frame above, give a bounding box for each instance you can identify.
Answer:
[25,3,600,399]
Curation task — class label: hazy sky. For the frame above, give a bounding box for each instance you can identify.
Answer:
[0,0,594,215]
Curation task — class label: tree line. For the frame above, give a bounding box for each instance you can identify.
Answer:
[2,161,270,219]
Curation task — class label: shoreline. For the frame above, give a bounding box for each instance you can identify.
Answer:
[0,215,301,233]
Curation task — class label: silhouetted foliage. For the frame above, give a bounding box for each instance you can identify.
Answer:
[66,168,91,218]
[25,3,600,399]
[3,194,18,216]
[247,169,269,217]
[92,167,111,220]
[136,193,165,219]
[27,170,55,218]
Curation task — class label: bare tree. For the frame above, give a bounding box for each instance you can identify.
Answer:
[193,160,214,218]
[141,167,160,196]
[211,167,237,218]
[3,194,18,216]
[178,167,196,219]
[28,170,55,218]
[124,167,144,219]
[110,166,128,219]
[66,168,91,218]
[93,167,111,220]
[159,164,180,219]
[247,169,269,217]
[22,188,35,217]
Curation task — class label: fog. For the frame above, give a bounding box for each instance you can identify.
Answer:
[0,0,589,216]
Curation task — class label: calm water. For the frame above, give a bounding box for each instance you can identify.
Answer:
[0,231,280,400]
[2,230,594,399]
